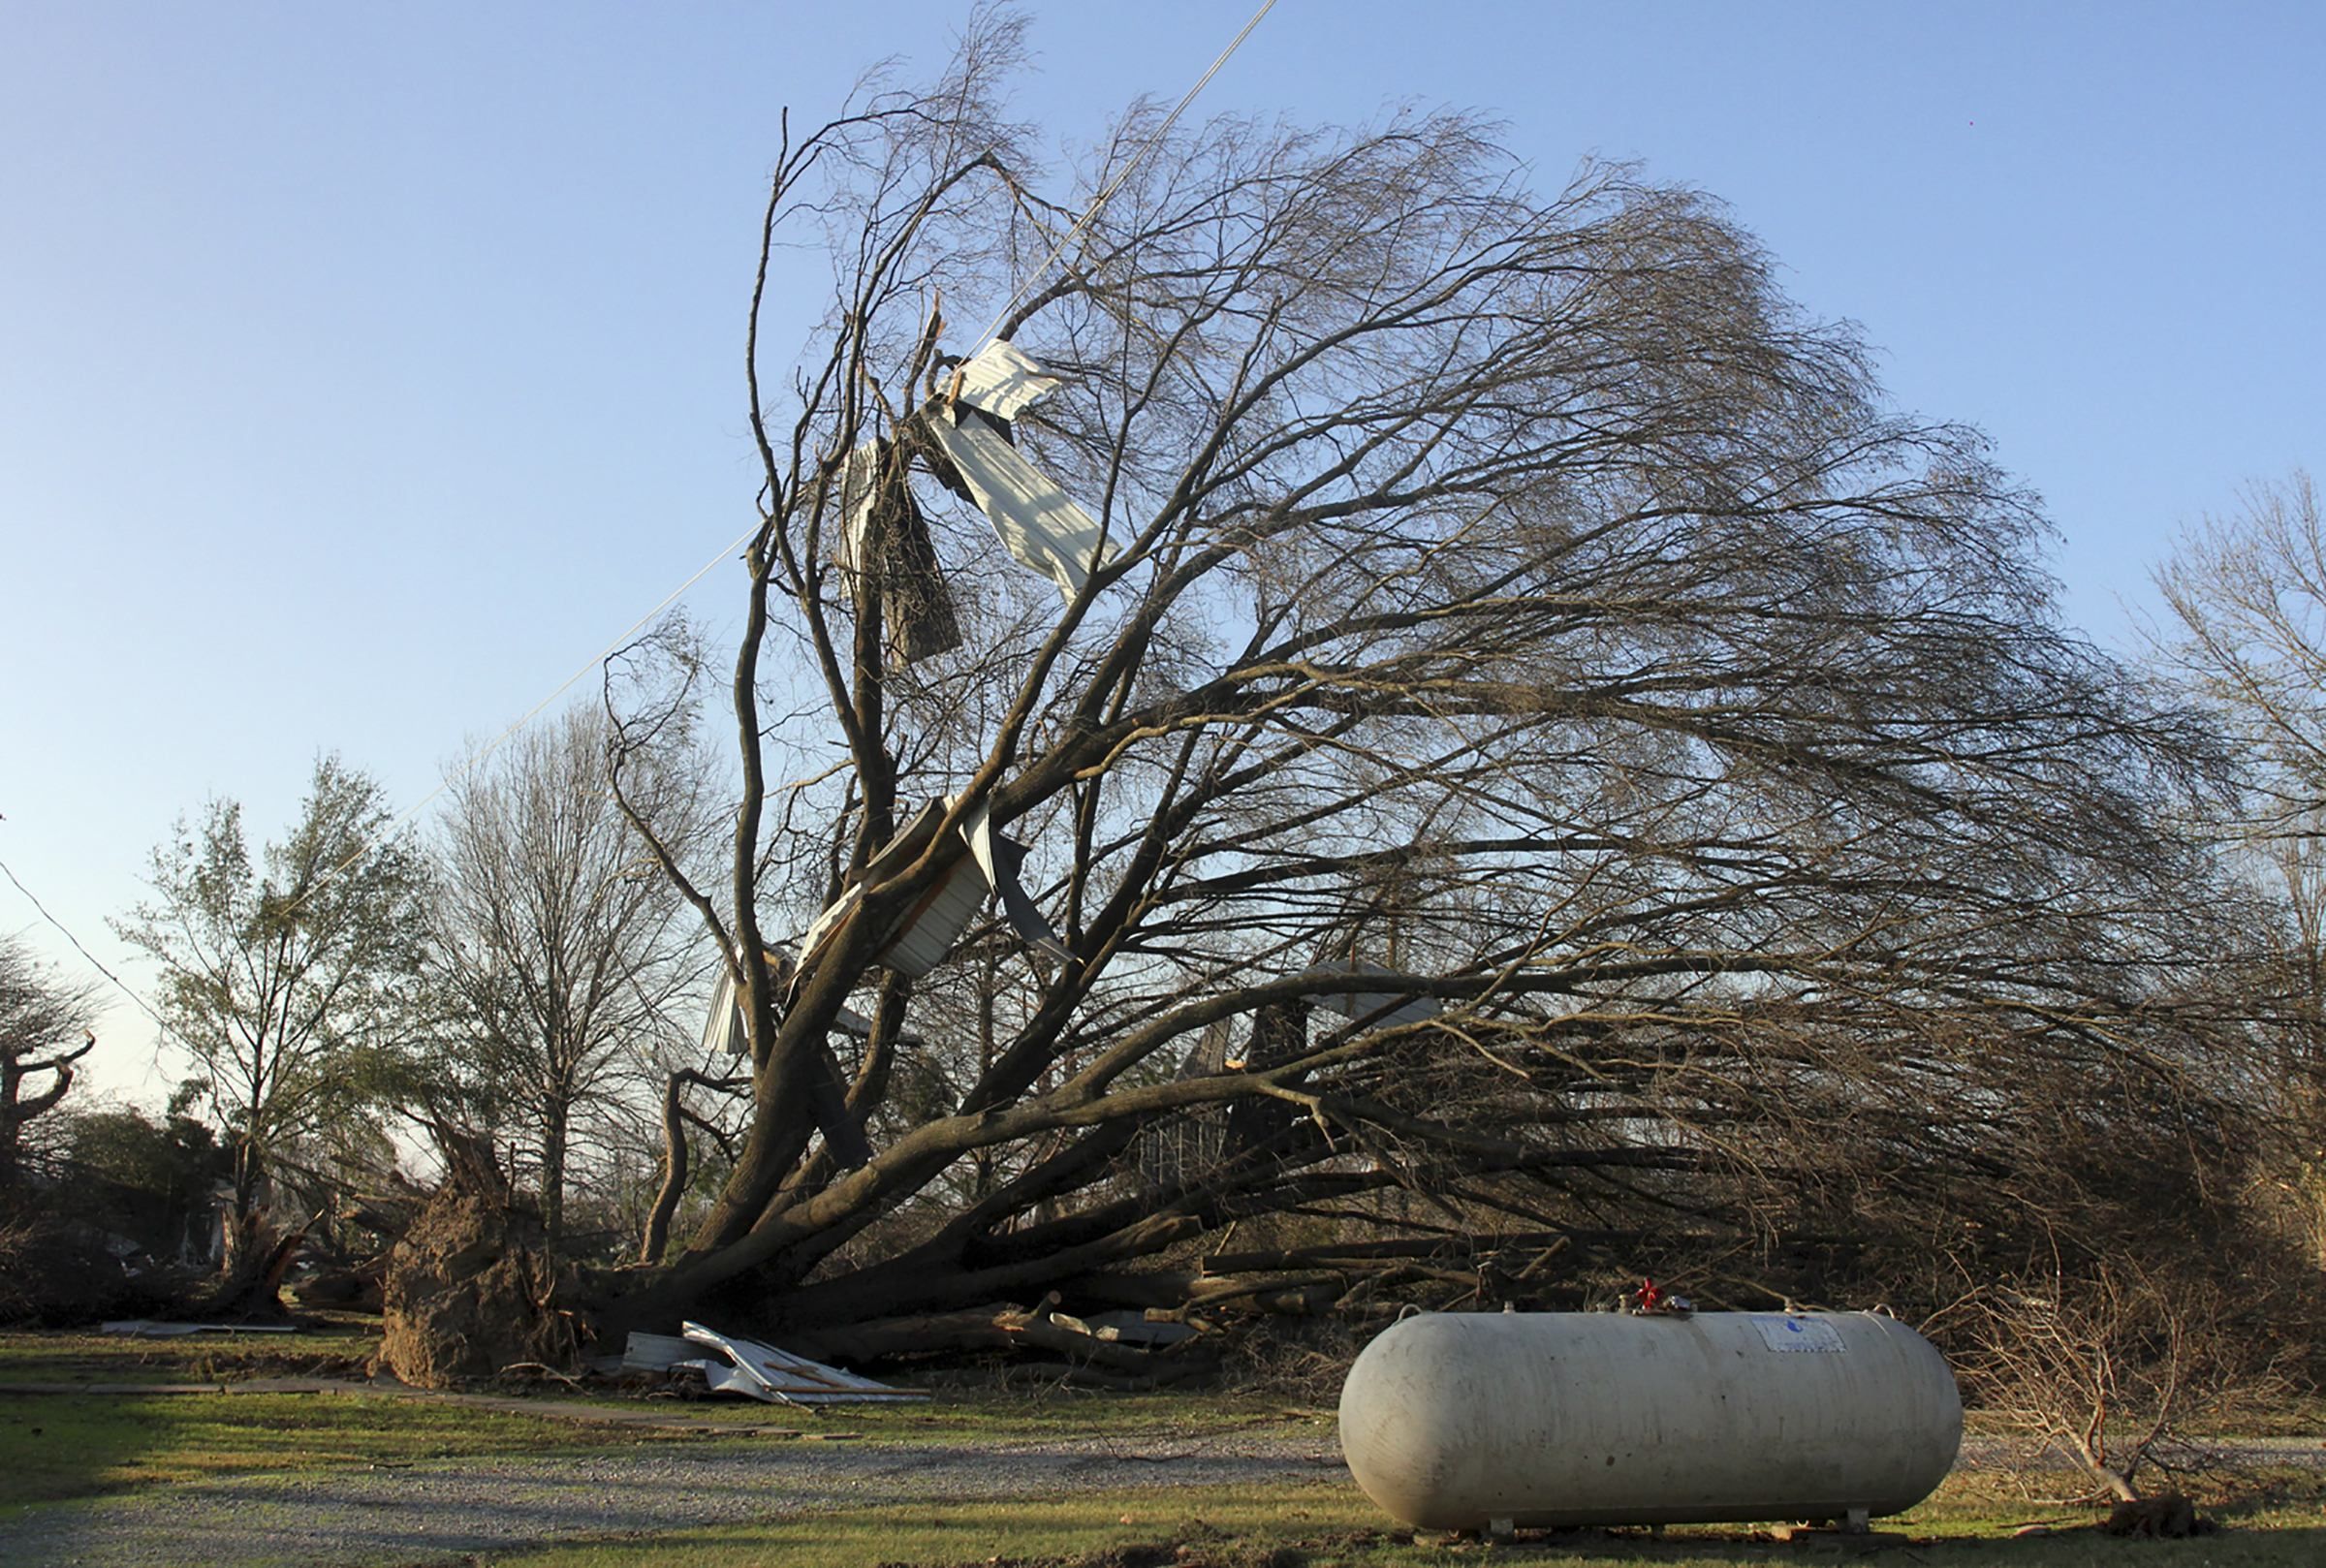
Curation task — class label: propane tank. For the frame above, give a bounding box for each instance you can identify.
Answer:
[1337,1310,1961,1530]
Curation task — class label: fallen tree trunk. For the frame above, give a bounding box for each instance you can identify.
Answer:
[1064,1268,1352,1317]
[785,1296,1217,1384]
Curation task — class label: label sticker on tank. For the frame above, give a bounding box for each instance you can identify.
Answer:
[1750,1315,1847,1353]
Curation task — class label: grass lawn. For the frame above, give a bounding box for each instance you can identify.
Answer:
[3,1327,2318,1567]
[0,1325,1330,1510]
[0,1389,718,1506]
[423,1471,2326,1568]
[0,1317,382,1384]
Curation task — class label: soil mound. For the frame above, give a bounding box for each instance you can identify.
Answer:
[376,1147,578,1388]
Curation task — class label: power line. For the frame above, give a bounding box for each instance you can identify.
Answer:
[968,0,1278,355]
[0,851,173,1034]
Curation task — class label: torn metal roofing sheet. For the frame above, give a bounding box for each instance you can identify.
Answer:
[922,403,1117,606]
[879,852,990,977]
[1293,959,1442,1031]
[959,796,1073,963]
[950,338,1062,423]
[701,954,881,1058]
[796,797,1071,981]
[830,439,962,667]
[676,1321,927,1404]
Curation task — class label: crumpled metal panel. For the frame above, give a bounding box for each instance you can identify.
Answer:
[922,404,1117,605]
[1293,958,1440,1030]
[678,1320,927,1404]
[829,439,962,666]
[950,338,1063,422]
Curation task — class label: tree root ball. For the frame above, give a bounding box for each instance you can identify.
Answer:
[2101,1494,2209,1539]
[377,1173,580,1388]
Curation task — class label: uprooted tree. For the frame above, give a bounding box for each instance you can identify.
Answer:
[482,21,2270,1369]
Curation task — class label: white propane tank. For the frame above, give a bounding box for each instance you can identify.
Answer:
[1337,1310,1961,1530]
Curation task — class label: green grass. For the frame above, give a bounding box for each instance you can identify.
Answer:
[553,1383,1332,1442]
[0,1390,717,1506]
[0,1326,1327,1448]
[0,1317,381,1384]
[3,1329,2317,1567]
[413,1471,2326,1568]
[0,1325,1330,1512]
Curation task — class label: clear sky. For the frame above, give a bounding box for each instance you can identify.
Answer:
[4,1,2321,1102]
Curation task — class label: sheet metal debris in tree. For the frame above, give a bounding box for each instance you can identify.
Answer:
[796,796,1071,981]
[949,338,1062,421]
[922,339,1118,605]
[830,438,962,667]
[1293,958,1441,1031]
[700,954,882,1058]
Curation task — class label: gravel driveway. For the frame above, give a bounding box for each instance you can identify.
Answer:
[0,1434,1351,1568]
[10,1422,2319,1568]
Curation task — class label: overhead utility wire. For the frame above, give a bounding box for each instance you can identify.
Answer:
[285,522,761,916]
[966,0,1278,355]
[0,852,173,1036]
[294,0,1277,917]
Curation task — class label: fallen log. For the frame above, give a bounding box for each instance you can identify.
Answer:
[1198,1230,1584,1273]
[786,1298,1216,1380]
[1063,1268,1351,1316]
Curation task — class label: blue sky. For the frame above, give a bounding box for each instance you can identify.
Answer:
[4,1,2320,1099]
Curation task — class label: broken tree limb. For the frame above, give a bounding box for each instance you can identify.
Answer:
[784,1298,1214,1378]
[641,1068,747,1266]
[1061,1268,1352,1317]
[1197,1228,1589,1274]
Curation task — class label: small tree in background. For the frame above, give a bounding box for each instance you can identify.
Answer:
[430,703,711,1250]
[0,931,98,1187]
[2151,472,2326,1270]
[113,754,430,1245]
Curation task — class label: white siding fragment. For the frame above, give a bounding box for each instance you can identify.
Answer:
[831,441,882,577]
[827,438,961,666]
[959,795,1073,961]
[879,856,990,977]
[952,338,1062,422]
[922,405,1117,605]
[678,1321,927,1403]
[791,796,1070,982]
[700,954,880,1057]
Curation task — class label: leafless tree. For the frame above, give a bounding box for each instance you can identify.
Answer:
[576,18,2253,1354]
[0,932,98,1187]
[2150,472,2326,1267]
[431,702,711,1250]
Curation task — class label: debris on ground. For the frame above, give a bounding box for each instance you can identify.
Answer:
[99,1320,300,1337]
[2100,1493,2212,1538]
[621,1322,927,1405]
